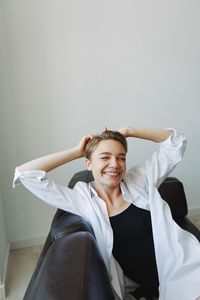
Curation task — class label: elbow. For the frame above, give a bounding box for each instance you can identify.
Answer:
[15,164,29,173]
[15,165,24,173]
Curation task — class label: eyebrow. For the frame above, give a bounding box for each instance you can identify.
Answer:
[98,152,126,156]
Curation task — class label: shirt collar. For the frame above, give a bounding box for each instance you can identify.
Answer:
[88,181,98,198]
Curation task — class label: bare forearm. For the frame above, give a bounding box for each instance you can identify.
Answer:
[16,147,81,173]
[121,127,174,143]
[16,135,93,173]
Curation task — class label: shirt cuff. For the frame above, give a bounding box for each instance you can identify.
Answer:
[13,168,46,188]
[158,128,187,148]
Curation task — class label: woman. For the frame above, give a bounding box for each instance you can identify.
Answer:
[13,127,200,300]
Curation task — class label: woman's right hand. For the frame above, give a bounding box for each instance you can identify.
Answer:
[76,135,93,158]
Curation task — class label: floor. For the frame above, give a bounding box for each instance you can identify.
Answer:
[4,216,200,300]
[5,245,43,300]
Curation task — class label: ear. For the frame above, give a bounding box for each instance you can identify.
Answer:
[85,159,92,171]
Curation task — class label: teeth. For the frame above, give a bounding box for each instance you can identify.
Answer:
[104,172,119,176]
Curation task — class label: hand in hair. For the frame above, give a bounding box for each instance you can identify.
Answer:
[118,126,132,138]
[76,135,93,158]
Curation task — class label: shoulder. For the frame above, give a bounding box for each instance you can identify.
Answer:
[73,181,92,197]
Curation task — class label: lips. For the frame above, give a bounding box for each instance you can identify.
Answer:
[103,171,121,177]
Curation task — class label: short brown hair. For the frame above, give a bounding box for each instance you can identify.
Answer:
[85,130,127,159]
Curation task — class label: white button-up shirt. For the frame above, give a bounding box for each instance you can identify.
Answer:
[13,130,200,300]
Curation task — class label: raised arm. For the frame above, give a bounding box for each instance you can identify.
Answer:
[16,135,92,173]
[119,127,174,143]
[119,126,187,187]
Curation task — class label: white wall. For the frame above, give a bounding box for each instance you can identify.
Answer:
[0,4,9,298]
[0,188,8,299]
[0,0,200,247]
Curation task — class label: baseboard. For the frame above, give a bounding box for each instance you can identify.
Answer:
[0,286,5,300]
[0,243,10,300]
[188,206,200,218]
[10,234,46,250]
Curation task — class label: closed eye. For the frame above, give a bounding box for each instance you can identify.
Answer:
[119,157,126,161]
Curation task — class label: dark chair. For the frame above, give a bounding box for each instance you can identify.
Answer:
[23,171,200,300]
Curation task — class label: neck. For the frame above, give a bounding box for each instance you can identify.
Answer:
[94,183,121,205]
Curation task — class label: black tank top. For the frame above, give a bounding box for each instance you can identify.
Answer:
[109,203,159,297]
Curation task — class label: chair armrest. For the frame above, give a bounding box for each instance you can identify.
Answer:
[158,177,188,219]
[175,217,200,242]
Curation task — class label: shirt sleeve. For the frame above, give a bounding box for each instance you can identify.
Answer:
[126,129,187,190]
[13,168,89,216]
[145,128,187,187]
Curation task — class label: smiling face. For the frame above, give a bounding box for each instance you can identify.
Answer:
[86,139,126,190]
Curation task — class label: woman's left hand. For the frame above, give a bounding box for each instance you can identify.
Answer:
[118,126,132,138]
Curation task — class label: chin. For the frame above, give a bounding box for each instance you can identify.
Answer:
[103,179,121,187]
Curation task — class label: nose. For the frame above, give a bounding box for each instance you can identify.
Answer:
[109,157,118,167]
